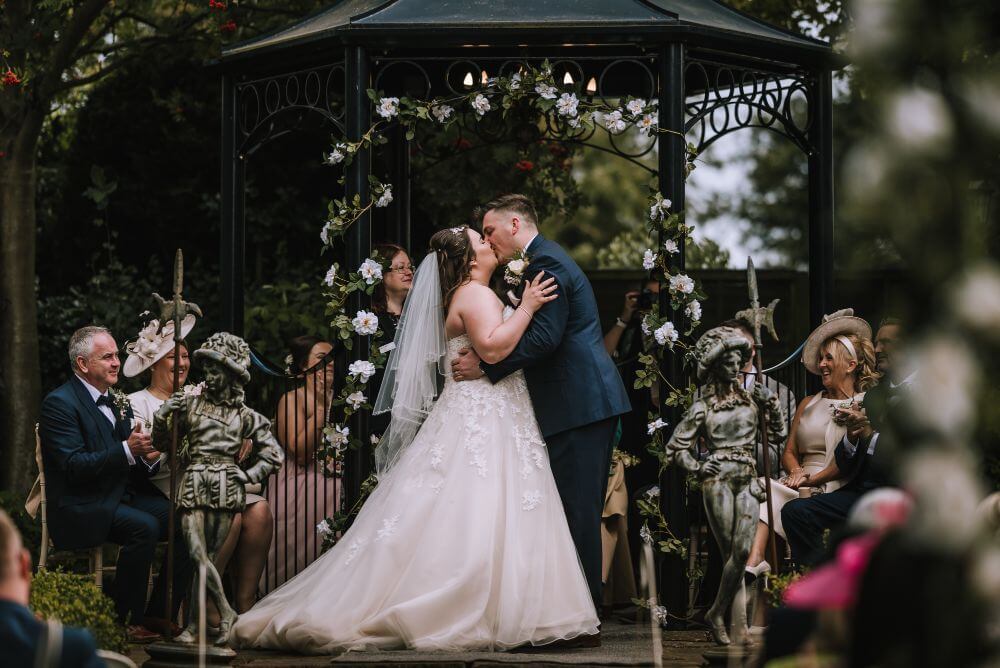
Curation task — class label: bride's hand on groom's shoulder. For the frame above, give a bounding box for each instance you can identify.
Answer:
[520,271,558,314]
[451,348,485,383]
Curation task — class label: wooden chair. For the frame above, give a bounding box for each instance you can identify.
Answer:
[30,424,114,588]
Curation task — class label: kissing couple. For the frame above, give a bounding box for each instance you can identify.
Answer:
[232,194,630,653]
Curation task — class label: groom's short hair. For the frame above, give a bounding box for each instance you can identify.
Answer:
[484,194,538,227]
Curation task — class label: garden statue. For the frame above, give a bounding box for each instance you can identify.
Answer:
[665,326,787,645]
[154,332,284,646]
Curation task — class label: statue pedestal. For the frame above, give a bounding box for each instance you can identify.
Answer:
[144,641,236,667]
[702,643,754,667]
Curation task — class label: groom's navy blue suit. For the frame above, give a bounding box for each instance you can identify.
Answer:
[483,235,630,606]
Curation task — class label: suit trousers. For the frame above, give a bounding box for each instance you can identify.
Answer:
[545,417,617,609]
[781,487,865,567]
[106,491,193,625]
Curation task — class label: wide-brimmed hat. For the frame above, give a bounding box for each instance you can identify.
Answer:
[694,326,753,382]
[123,314,196,378]
[194,332,251,384]
[801,308,872,375]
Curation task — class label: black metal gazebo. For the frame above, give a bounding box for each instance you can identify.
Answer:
[216,0,838,616]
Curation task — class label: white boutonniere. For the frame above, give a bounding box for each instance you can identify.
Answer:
[110,388,131,417]
[504,250,530,286]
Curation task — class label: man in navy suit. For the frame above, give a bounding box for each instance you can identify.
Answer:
[0,509,102,667]
[38,325,191,641]
[452,194,631,623]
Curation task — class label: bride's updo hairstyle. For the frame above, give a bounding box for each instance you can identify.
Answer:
[429,226,476,308]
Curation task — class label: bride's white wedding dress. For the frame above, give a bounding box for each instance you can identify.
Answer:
[231,333,599,654]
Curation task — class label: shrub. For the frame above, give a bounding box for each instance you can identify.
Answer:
[29,570,127,653]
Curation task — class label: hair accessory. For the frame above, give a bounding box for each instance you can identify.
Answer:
[833,334,858,361]
[450,226,465,236]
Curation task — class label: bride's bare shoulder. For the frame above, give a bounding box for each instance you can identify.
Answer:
[451,282,501,311]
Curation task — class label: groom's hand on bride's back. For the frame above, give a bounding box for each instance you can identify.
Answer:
[451,348,485,383]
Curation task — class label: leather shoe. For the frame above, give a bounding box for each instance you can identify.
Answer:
[141,616,182,637]
[126,625,162,643]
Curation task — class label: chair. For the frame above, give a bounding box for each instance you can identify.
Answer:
[28,424,114,588]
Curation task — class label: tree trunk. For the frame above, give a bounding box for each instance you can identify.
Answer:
[0,115,44,495]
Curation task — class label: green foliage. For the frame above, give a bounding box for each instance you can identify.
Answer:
[0,491,41,557]
[764,569,805,608]
[29,570,127,653]
[244,280,332,366]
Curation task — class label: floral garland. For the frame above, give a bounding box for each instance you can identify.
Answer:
[312,60,703,550]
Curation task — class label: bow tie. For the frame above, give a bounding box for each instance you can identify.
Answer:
[96,394,114,409]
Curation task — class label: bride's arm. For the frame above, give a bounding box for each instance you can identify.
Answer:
[454,277,558,364]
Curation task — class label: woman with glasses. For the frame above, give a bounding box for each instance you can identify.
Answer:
[370,243,414,438]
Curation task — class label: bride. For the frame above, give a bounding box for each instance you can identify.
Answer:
[231,226,600,653]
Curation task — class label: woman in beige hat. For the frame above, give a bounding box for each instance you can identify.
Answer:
[123,316,274,625]
[745,309,880,578]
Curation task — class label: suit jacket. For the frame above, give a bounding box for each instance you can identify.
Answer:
[482,235,630,437]
[38,377,157,550]
[834,379,897,491]
[0,600,102,668]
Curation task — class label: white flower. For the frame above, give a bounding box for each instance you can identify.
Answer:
[346,391,366,409]
[663,239,679,255]
[640,523,653,545]
[507,259,526,276]
[323,264,338,287]
[556,92,579,118]
[649,196,672,221]
[637,114,657,135]
[886,87,953,152]
[352,310,379,336]
[647,418,667,435]
[348,360,376,382]
[645,485,661,500]
[535,82,557,99]
[431,104,454,123]
[685,300,702,322]
[472,94,491,116]
[316,520,333,536]
[320,221,333,245]
[370,433,380,446]
[654,322,678,347]
[283,354,294,374]
[651,604,668,625]
[325,144,346,165]
[182,382,205,397]
[642,249,657,271]
[508,73,522,90]
[358,258,383,285]
[377,96,399,119]
[567,116,582,129]
[375,185,393,208]
[604,109,626,134]
[669,273,695,295]
[324,424,350,450]
[626,98,646,115]
[640,315,652,336]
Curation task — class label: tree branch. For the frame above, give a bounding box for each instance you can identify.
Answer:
[36,0,112,103]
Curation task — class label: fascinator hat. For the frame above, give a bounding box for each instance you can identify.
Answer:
[123,314,196,377]
[801,308,872,376]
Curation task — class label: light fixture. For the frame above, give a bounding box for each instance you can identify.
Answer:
[481,70,489,85]
[463,72,474,89]
[586,77,598,95]
[563,71,574,85]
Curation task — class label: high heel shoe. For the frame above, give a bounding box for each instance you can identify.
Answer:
[744,560,771,581]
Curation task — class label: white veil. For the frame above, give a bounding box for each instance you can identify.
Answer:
[372,253,447,476]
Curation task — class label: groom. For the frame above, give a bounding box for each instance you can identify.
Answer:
[452,194,630,615]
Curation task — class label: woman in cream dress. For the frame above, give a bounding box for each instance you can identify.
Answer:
[123,316,274,621]
[745,310,879,576]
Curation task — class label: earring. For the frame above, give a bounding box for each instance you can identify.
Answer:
[470,259,478,266]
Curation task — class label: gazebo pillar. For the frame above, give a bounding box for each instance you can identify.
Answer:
[658,42,691,617]
[220,73,246,334]
[344,45,373,505]
[808,70,834,328]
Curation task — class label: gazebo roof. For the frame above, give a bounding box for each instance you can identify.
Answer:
[221,0,834,66]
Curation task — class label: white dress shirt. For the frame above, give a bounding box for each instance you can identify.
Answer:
[522,232,539,254]
[74,375,157,469]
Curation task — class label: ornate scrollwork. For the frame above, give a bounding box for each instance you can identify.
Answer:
[684,58,816,154]
[235,61,346,154]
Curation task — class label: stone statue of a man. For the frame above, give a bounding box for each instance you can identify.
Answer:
[665,326,786,645]
[154,332,283,646]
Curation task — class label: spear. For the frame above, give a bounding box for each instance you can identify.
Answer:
[735,257,781,574]
[152,249,202,639]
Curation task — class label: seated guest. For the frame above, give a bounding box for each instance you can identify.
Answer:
[0,509,102,668]
[746,310,878,577]
[122,318,273,621]
[264,336,339,591]
[601,424,637,616]
[782,318,907,566]
[38,325,192,641]
[718,318,797,478]
[370,243,413,437]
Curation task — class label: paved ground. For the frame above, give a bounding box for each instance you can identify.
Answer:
[130,621,728,667]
